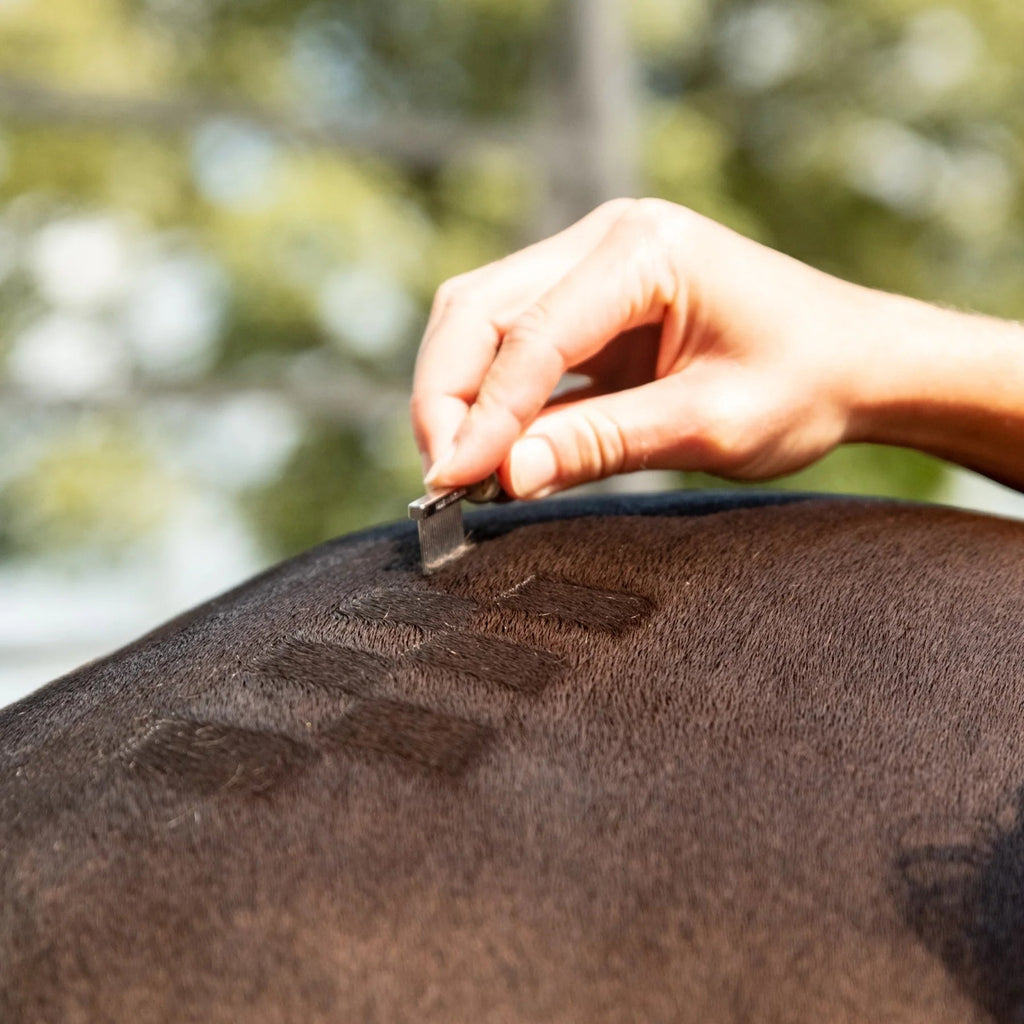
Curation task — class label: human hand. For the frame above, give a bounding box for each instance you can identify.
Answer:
[411,198,886,499]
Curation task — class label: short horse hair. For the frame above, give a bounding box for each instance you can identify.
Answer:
[3,491,1024,1023]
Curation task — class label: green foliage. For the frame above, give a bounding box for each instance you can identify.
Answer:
[1,0,1022,564]
[1,415,181,556]
[244,422,419,558]
[687,444,948,501]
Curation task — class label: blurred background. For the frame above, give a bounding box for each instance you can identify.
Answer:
[2,0,1024,706]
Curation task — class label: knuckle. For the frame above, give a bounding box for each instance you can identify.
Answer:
[505,303,547,345]
[502,306,571,384]
[627,197,694,251]
[634,196,683,219]
[503,305,564,368]
[569,409,629,481]
[607,201,683,309]
[631,196,670,223]
[627,197,670,232]
[430,274,471,319]
[689,386,762,471]
[594,197,635,222]
[612,199,665,251]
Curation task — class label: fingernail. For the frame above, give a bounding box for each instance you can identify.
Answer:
[509,436,558,498]
[424,443,457,488]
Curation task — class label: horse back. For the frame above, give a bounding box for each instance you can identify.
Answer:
[3,493,1024,1023]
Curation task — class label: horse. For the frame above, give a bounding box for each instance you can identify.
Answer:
[3,490,1024,1023]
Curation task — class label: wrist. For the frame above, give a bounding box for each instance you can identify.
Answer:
[841,289,951,446]
[843,289,1024,488]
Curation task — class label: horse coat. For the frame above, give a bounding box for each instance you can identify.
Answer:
[3,491,1024,1023]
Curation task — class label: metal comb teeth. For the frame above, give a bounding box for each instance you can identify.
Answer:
[408,474,504,574]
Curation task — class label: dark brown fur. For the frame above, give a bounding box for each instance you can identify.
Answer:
[4,491,1024,1022]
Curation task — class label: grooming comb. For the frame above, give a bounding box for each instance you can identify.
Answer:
[408,474,504,574]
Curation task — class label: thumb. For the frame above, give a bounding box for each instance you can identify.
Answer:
[503,376,710,498]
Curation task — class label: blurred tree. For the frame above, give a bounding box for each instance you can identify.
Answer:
[0,0,1021,569]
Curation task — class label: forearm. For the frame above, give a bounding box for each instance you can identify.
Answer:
[846,289,1024,491]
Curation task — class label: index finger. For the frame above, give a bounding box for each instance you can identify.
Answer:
[411,200,635,471]
[424,209,681,490]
